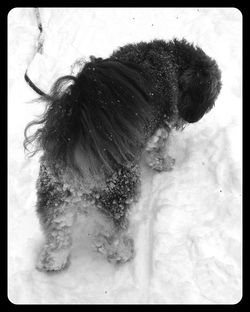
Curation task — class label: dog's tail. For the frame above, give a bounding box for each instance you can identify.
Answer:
[24,59,161,175]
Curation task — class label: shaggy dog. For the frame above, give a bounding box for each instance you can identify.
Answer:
[24,39,221,271]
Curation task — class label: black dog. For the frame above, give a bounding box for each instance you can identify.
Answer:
[24,38,221,271]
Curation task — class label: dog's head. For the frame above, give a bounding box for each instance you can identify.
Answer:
[173,39,222,123]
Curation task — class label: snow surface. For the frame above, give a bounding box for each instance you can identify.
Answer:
[8,8,242,304]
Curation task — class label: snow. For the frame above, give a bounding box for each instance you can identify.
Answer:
[8,8,242,304]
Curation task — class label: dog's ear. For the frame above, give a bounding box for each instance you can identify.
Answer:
[177,59,222,123]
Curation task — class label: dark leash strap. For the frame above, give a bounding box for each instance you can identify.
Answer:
[24,70,47,97]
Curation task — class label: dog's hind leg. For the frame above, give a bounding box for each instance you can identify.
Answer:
[35,161,77,272]
[144,127,175,172]
[36,212,76,272]
[94,228,135,264]
[93,165,140,264]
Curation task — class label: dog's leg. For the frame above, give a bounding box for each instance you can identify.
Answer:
[36,205,77,272]
[94,227,134,264]
[35,161,77,272]
[93,165,139,264]
[144,127,175,172]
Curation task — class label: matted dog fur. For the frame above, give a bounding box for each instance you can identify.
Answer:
[24,38,221,271]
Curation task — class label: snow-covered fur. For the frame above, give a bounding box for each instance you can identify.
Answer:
[24,38,221,271]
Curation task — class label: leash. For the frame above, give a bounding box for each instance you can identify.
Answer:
[24,8,47,97]
[24,70,47,96]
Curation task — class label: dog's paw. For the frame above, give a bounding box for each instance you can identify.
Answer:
[161,155,175,171]
[107,235,135,264]
[36,247,70,272]
[93,233,134,264]
[146,154,175,172]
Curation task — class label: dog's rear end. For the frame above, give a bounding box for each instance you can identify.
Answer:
[24,39,221,271]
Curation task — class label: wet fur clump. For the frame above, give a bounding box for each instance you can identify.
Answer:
[24,38,222,271]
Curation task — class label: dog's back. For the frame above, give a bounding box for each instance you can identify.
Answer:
[24,39,221,181]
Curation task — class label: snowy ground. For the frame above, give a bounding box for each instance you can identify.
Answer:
[8,8,242,304]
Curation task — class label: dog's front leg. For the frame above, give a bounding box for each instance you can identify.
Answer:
[144,127,175,172]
